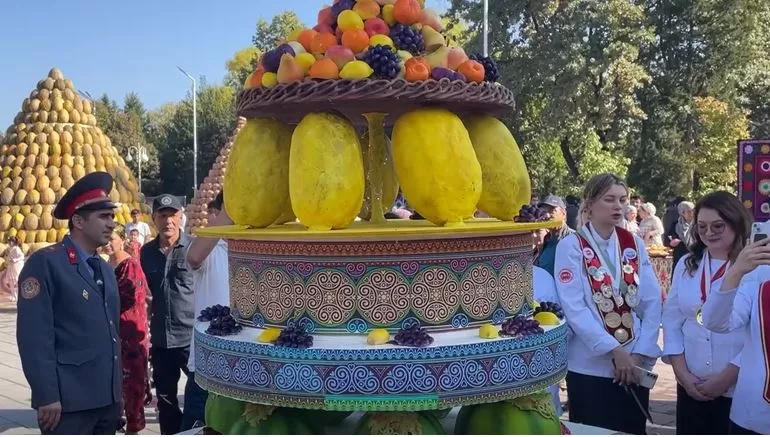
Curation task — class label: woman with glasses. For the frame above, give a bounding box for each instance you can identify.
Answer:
[554,173,662,434]
[662,191,749,434]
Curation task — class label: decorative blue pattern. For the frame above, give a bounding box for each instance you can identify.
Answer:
[492,308,506,324]
[451,313,469,328]
[297,317,316,333]
[346,318,368,334]
[194,323,568,410]
[401,317,420,330]
[251,314,265,328]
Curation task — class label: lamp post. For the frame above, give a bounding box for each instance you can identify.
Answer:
[483,0,489,56]
[177,66,198,195]
[126,145,149,193]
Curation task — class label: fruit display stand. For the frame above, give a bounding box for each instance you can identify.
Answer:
[194,0,569,434]
[0,68,150,254]
[185,117,246,234]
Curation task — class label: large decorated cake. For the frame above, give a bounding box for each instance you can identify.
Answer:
[195,0,568,434]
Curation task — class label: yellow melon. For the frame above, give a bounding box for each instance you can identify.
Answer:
[58,109,69,123]
[34,230,47,243]
[40,187,55,205]
[31,204,42,217]
[38,154,50,167]
[47,166,59,179]
[7,228,16,238]
[56,188,67,202]
[57,228,68,240]
[26,154,37,167]
[14,189,27,205]
[40,210,53,229]
[22,176,35,192]
[0,214,10,231]
[35,175,50,191]
[47,229,57,242]
[73,164,85,180]
[20,205,31,215]
[50,155,61,167]
[12,213,24,229]
[62,154,74,167]
[49,177,62,191]
[10,177,22,191]
[23,215,39,231]
[27,190,40,206]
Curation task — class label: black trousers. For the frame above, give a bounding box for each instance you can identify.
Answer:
[730,420,760,435]
[566,371,649,434]
[150,345,190,435]
[676,384,732,434]
[42,402,121,435]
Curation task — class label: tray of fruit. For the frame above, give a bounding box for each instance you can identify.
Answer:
[237,0,513,126]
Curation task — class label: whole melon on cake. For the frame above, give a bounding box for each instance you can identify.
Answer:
[355,411,445,435]
[454,393,564,435]
[204,395,314,434]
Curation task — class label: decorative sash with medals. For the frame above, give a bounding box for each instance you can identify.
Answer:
[759,281,770,404]
[576,224,640,346]
[696,253,729,325]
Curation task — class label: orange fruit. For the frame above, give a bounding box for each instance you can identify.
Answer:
[309,58,340,80]
[342,29,370,53]
[311,32,338,55]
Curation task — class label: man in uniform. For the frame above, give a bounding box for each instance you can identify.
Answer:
[16,172,122,434]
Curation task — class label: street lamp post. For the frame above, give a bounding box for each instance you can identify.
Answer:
[126,145,149,193]
[177,66,198,195]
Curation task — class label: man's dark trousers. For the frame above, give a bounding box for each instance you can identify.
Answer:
[151,345,190,435]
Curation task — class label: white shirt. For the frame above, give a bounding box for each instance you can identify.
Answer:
[187,239,229,372]
[702,265,770,434]
[662,254,744,396]
[125,221,151,245]
[554,224,662,378]
[532,266,563,417]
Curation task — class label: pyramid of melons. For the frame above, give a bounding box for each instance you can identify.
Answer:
[0,68,149,254]
[185,117,246,233]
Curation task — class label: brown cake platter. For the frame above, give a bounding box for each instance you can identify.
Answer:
[235,78,515,127]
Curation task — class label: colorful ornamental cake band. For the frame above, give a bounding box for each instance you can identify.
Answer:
[227,233,533,333]
[193,323,568,411]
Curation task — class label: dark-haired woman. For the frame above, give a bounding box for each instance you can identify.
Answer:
[662,191,749,434]
[105,225,149,434]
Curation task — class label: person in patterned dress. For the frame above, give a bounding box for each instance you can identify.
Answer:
[105,225,149,435]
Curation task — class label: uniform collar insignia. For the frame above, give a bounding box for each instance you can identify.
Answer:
[66,246,78,264]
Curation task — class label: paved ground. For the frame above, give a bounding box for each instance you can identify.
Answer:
[0,300,676,434]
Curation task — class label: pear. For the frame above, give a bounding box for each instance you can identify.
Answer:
[425,45,450,69]
[421,25,446,51]
[277,54,304,84]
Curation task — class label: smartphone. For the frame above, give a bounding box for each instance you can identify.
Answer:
[751,222,770,243]
[634,366,658,390]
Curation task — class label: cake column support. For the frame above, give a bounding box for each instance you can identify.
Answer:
[363,112,388,224]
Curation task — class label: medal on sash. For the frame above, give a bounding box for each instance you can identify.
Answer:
[759,281,770,404]
[577,224,640,346]
[696,253,729,325]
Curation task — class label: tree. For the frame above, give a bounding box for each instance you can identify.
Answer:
[446,0,651,194]
[160,85,236,197]
[226,46,261,89]
[252,11,304,52]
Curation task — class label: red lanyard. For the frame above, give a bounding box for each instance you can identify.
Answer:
[699,258,728,304]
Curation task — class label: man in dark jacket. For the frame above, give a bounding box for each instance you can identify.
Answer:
[17,172,122,434]
[534,195,574,277]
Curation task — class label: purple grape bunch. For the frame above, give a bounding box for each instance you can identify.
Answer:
[198,304,230,322]
[514,205,551,223]
[205,311,242,337]
[275,325,314,349]
[500,315,544,337]
[535,301,565,319]
[390,324,434,348]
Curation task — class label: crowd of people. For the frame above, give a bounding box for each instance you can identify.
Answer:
[6,169,770,435]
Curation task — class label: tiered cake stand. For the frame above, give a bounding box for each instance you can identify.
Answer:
[195,80,568,434]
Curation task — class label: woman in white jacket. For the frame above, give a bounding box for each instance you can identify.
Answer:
[662,191,749,434]
[554,173,662,434]
[638,202,665,247]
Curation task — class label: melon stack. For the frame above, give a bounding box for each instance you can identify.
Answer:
[0,68,149,254]
[185,117,246,233]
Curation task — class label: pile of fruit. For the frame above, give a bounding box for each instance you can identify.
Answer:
[273,325,314,349]
[185,117,246,233]
[244,0,500,88]
[0,68,148,254]
[389,323,435,347]
[200,305,243,336]
[500,315,544,337]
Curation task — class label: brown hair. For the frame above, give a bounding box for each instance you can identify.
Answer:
[578,173,628,225]
[684,191,752,275]
[6,236,19,246]
[113,224,126,241]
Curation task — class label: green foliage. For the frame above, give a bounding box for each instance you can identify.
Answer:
[160,85,236,197]
[252,11,304,52]
[446,0,770,204]
[226,46,261,90]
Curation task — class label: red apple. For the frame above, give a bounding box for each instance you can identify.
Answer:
[364,17,390,37]
[326,44,356,68]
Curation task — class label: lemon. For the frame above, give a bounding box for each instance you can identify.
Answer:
[257,327,282,343]
[533,312,560,326]
[479,324,499,339]
[367,328,390,345]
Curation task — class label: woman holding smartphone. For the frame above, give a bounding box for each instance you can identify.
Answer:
[662,191,748,434]
[702,233,770,434]
[554,173,662,434]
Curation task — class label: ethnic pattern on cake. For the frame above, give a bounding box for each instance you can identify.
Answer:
[227,232,533,333]
[194,322,568,411]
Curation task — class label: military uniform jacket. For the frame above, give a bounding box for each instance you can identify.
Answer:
[16,236,122,413]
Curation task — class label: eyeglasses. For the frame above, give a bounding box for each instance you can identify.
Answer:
[696,221,726,235]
